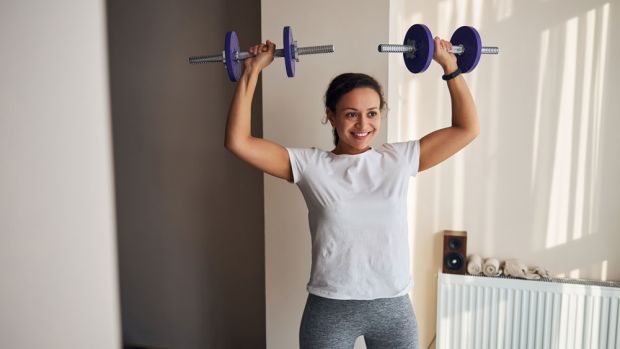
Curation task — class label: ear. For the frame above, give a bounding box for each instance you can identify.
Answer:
[326,108,336,127]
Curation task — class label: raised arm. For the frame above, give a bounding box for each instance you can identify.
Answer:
[418,37,480,172]
[224,40,293,182]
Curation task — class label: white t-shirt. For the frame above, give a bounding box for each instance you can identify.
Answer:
[286,140,420,300]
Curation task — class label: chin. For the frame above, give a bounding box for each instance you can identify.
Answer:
[350,142,372,151]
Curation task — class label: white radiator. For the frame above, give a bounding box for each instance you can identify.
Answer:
[436,273,620,349]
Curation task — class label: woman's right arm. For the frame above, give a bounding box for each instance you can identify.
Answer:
[224,41,293,182]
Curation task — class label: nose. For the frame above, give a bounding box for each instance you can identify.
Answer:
[356,115,370,129]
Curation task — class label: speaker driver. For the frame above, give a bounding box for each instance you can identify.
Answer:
[444,252,465,271]
[448,238,462,250]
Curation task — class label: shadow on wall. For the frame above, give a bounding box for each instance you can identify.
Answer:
[107,0,266,348]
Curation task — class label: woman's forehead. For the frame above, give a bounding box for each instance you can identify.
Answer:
[337,88,380,110]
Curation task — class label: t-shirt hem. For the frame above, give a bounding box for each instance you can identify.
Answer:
[306,281,414,300]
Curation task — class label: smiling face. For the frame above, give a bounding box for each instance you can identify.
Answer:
[327,87,382,155]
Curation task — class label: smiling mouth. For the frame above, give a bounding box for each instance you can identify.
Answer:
[351,131,372,138]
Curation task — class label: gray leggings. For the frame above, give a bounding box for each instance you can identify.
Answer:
[299,293,419,349]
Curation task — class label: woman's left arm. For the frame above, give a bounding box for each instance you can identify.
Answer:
[418,37,480,172]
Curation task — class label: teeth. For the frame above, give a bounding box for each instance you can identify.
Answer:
[353,132,369,137]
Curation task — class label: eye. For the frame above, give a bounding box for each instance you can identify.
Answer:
[345,112,358,119]
[368,111,378,118]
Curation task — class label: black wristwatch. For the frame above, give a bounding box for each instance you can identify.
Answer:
[442,68,462,81]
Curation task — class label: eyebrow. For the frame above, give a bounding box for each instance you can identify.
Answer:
[342,107,379,111]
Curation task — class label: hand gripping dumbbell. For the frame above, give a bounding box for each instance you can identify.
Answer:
[378,24,499,74]
[188,26,334,81]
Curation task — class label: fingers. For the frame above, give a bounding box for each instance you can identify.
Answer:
[244,40,275,73]
[434,36,453,52]
[248,44,261,55]
[432,36,458,72]
[248,41,275,56]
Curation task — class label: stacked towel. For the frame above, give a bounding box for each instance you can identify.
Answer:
[483,258,501,276]
[463,252,550,279]
[504,259,550,279]
[467,254,482,275]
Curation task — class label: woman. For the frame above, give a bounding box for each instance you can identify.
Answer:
[225,37,478,349]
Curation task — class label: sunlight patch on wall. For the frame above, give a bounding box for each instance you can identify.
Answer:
[433,77,447,230]
[408,12,423,29]
[545,16,578,249]
[601,260,608,281]
[530,29,549,190]
[438,0,454,35]
[493,0,513,22]
[452,153,465,228]
[454,0,468,27]
[587,3,609,237]
[472,0,483,29]
[406,78,420,140]
[572,9,596,241]
[569,268,580,279]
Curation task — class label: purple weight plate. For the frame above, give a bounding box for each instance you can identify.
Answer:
[225,31,241,81]
[450,26,481,73]
[403,24,434,74]
[283,26,295,77]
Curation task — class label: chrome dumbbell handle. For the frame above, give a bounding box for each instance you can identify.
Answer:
[189,44,334,64]
[377,44,499,55]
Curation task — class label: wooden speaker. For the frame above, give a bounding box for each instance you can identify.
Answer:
[442,230,467,274]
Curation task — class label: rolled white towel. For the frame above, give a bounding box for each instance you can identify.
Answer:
[467,254,482,275]
[483,258,501,276]
[504,259,527,278]
[524,272,541,280]
[530,266,550,278]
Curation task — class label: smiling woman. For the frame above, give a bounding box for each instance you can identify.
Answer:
[322,73,387,154]
[224,36,479,349]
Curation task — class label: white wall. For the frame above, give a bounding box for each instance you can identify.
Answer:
[261,1,389,348]
[390,0,620,347]
[0,1,121,348]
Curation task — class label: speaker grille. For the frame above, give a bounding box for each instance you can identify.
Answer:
[444,252,465,271]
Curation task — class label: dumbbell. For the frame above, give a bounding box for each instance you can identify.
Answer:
[188,26,334,81]
[378,24,499,74]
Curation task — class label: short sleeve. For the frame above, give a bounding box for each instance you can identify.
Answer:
[387,140,420,176]
[285,147,317,184]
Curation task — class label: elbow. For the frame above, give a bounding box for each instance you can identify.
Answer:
[470,124,480,140]
[455,123,479,144]
[466,127,480,145]
[224,134,249,156]
[224,133,238,154]
[467,116,480,142]
[224,138,239,155]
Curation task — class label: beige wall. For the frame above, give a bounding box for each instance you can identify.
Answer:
[0,1,121,348]
[261,1,389,348]
[264,0,619,348]
[390,0,620,347]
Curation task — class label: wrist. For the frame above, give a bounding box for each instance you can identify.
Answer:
[441,67,462,81]
[442,63,459,74]
[241,66,261,80]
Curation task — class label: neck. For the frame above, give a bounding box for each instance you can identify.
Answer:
[331,144,371,155]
